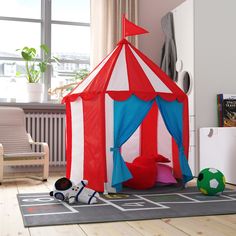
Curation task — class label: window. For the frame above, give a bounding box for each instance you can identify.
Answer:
[0,0,90,102]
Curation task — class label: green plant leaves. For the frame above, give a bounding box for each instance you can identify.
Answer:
[39,62,47,73]
[21,47,37,61]
[40,44,49,55]
[16,44,60,83]
[74,68,89,81]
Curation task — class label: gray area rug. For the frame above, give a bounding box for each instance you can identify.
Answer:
[17,185,236,227]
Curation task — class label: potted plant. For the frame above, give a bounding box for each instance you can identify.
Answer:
[16,44,59,102]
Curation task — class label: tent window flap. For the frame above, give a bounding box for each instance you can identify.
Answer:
[156,96,193,182]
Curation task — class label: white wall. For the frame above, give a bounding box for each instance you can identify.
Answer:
[138,0,185,65]
[194,0,236,129]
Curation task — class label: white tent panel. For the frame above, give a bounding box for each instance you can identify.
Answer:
[104,94,116,193]
[70,98,84,183]
[121,126,141,163]
[107,46,129,91]
[157,111,173,165]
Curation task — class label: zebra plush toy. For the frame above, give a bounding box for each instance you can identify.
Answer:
[50,177,99,204]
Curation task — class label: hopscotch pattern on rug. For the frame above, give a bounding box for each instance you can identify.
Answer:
[18,190,236,217]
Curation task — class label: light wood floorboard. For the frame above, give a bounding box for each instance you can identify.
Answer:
[127,219,189,236]
[163,215,236,236]
[0,173,235,236]
[0,180,30,236]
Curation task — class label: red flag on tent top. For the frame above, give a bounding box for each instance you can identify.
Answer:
[122,15,149,38]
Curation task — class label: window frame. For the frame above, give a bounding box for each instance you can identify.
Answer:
[0,0,90,102]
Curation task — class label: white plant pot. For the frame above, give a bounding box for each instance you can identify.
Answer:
[26,83,44,102]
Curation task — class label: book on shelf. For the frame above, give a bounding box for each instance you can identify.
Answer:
[217,94,236,127]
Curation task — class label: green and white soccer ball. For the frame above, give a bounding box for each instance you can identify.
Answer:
[197,168,226,196]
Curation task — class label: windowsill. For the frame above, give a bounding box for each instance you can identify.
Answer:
[0,99,65,112]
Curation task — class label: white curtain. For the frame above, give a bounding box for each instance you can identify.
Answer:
[90,0,138,69]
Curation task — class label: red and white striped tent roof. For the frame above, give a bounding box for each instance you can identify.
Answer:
[64,39,186,102]
[63,21,190,193]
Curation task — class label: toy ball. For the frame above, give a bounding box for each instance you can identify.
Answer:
[197,168,226,196]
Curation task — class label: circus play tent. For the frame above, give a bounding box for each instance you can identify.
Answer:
[63,18,193,193]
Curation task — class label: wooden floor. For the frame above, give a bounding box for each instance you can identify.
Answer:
[0,173,236,236]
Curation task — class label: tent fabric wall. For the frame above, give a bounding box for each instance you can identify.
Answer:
[83,94,107,190]
[172,138,181,178]
[141,102,158,157]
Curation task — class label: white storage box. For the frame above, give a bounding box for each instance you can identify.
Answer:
[199,127,236,184]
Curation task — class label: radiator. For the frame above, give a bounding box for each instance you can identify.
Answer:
[25,112,66,166]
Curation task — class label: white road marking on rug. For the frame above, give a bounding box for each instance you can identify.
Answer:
[99,198,169,211]
[21,202,62,207]
[221,194,236,200]
[109,198,140,202]
[158,199,236,204]
[100,195,169,211]
[134,195,169,209]
[138,191,201,197]
[138,190,236,197]
[122,202,146,207]
[72,203,109,208]
[119,201,167,211]
[135,193,236,204]
[123,207,169,211]
[177,193,200,202]
[98,197,128,211]
[22,197,54,203]
[61,201,78,212]
[95,195,170,211]
[24,211,75,217]
[18,194,50,198]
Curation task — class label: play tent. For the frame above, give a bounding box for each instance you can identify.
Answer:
[63,18,193,192]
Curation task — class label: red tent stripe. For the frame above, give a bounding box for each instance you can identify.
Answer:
[141,102,158,157]
[84,45,123,93]
[172,138,181,179]
[125,44,155,92]
[83,94,106,192]
[65,101,72,179]
[101,94,107,183]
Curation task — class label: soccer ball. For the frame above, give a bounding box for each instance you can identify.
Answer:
[197,168,226,196]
